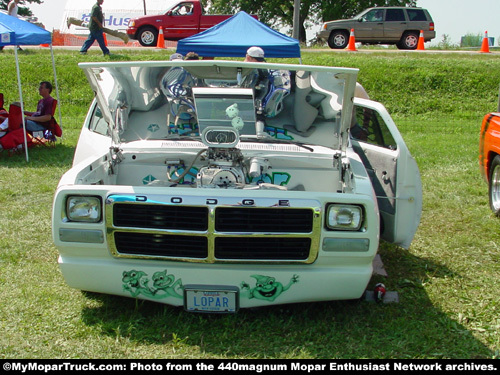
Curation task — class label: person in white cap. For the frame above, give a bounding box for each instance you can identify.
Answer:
[245,46,265,62]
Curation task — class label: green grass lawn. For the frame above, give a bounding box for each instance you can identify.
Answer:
[0,49,499,359]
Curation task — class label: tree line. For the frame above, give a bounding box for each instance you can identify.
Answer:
[1,0,418,43]
[1,0,42,17]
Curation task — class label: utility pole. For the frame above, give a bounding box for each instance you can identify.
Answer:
[143,0,147,15]
[292,0,300,40]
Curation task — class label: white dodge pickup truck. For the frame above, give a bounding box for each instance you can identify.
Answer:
[52,60,422,313]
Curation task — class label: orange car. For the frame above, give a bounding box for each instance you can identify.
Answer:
[479,93,500,216]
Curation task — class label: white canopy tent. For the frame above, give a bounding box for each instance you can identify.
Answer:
[0,12,61,162]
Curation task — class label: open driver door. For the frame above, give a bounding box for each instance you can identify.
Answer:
[350,98,422,249]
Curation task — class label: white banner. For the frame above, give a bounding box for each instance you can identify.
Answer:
[60,0,180,33]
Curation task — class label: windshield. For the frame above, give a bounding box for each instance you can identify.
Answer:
[353,8,372,20]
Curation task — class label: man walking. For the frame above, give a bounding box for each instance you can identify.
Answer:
[8,0,22,50]
[7,0,20,16]
[80,0,110,56]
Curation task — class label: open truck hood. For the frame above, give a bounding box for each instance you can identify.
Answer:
[79,60,358,150]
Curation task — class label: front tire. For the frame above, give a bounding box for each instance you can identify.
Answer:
[328,30,349,49]
[489,155,500,216]
[138,26,158,47]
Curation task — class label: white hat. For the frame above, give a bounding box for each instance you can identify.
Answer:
[246,46,265,60]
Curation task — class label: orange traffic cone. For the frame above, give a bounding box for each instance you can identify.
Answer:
[156,26,165,49]
[480,31,490,53]
[346,28,357,51]
[417,30,425,50]
[103,33,108,46]
[40,43,50,48]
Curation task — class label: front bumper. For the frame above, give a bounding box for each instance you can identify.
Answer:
[54,187,380,310]
[59,255,374,309]
[126,28,137,38]
[317,29,330,41]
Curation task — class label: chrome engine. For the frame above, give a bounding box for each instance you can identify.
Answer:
[197,147,247,188]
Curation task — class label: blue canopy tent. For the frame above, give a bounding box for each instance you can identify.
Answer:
[0,12,60,162]
[176,11,301,60]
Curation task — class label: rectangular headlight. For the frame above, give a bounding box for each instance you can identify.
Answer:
[66,196,102,223]
[326,204,363,231]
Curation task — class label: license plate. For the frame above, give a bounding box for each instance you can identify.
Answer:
[184,285,239,313]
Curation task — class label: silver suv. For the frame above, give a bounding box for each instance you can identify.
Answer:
[319,7,435,50]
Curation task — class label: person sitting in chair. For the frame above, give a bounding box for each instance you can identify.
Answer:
[23,81,55,132]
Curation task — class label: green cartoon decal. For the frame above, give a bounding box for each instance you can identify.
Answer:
[264,126,294,140]
[122,270,183,300]
[249,172,291,186]
[122,270,154,298]
[168,122,199,136]
[152,270,183,298]
[241,274,299,302]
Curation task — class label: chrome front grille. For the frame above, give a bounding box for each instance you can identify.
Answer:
[214,237,312,260]
[215,207,314,233]
[114,232,208,258]
[113,204,208,231]
[106,198,321,263]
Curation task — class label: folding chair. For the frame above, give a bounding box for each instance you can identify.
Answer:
[7,103,23,131]
[0,104,29,155]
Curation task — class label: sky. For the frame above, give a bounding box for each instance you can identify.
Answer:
[27,0,500,46]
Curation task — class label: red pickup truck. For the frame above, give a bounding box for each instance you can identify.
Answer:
[127,1,237,47]
[479,88,500,216]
